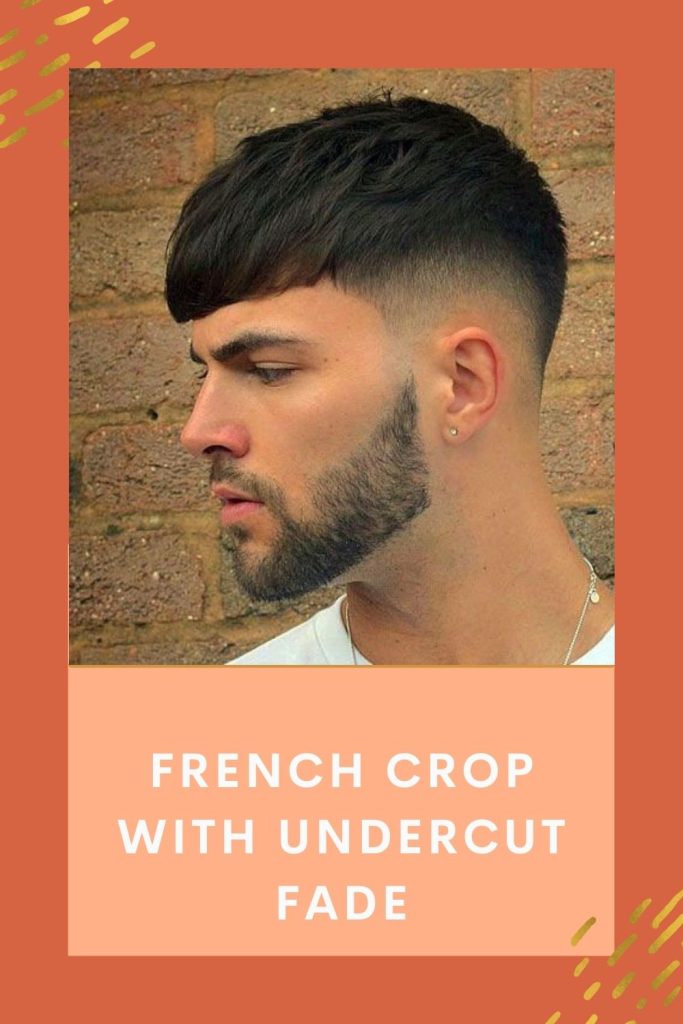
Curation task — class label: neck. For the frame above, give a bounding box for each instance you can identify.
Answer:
[344,459,614,666]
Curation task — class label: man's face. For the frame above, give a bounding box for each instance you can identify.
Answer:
[181,280,432,600]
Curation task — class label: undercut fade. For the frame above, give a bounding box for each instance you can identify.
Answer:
[165,92,568,375]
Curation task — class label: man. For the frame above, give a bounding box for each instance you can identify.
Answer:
[165,94,615,666]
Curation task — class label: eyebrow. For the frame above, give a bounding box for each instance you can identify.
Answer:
[189,330,314,365]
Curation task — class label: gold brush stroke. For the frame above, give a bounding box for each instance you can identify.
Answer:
[653,890,683,929]
[608,933,638,965]
[544,1014,561,1024]
[85,59,100,67]
[574,957,590,977]
[20,0,43,7]
[649,914,683,954]
[0,28,19,45]
[583,981,601,1000]
[130,40,155,59]
[92,16,128,44]
[572,917,597,946]
[62,137,69,146]
[35,33,48,45]
[54,6,90,26]
[630,898,652,924]
[0,87,17,104]
[584,1016,598,1024]
[636,997,647,1009]
[652,960,680,989]
[0,48,26,71]
[0,124,27,147]
[664,985,681,1006]
[612,970,636,997]
[0,112,4,124]
[39,52,70,75]
[24,87,63,115]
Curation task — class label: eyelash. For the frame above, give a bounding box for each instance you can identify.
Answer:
[249,366,294,384]
[194,366,294,385]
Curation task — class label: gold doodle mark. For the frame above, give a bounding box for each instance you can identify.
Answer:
[607,933,638,965]
[35,33,48,45]
[85,60,100,67]
[0,28,19,45]
[0,87,18,104]
[0,48,26,71]
[611,970,635,997]
[54,6,90,26]
[583,981,601,1000]
[652,960,680,989]
[649,914,683,954]
[584,1015,598,1024]
[636,997,647,1009]
[574,957,590,977]
[24,87,63,115]
[92,16,128,44]
[663,985,680,1006]
[0,124,27,147]
[39,52,69,75]
[630,898,652,924]
[653,891,683,930]
[572,917,597,946]
[130,40,155,59]
[20,0,43,7]
[544,1013,561,1024]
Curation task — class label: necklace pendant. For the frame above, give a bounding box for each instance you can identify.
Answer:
[590,590,600,604]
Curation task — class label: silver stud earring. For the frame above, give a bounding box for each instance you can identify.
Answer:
[449,427,459,436]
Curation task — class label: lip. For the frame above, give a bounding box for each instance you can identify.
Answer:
[212,485,265,526]
[212,485,257,502]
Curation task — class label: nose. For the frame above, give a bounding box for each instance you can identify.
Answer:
[180,383,250,459]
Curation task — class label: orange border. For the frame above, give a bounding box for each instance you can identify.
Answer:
[3,1,681,1020]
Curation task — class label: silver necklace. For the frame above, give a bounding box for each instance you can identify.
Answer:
[341,556,601,666]
[562,556,601,665]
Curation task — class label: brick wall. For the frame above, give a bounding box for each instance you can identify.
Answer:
[69,67,614,665]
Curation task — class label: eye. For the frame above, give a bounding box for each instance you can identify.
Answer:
[249,365,295,385]
[194,367,208,382]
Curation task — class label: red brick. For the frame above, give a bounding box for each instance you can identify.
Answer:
[77,637,241,665]
[540,392,614,492]
[81,424,210,514]
[546,278,614,379]
[70,317,197,415]
[70,99,200,199]
[532,69,614,160]
[545,167,614,259]
[561,506,614,579]
[70,208,177,300]
[69,68,285,98]
[215,68,520,159]
[69,532,205,626]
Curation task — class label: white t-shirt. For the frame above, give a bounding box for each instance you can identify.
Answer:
[228,595,615,666]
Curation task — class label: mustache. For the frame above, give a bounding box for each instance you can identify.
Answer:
[209,462,282,507]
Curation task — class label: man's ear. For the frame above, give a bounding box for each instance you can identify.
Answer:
[439,327,504,442]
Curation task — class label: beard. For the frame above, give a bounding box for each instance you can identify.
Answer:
[214,374,432,601]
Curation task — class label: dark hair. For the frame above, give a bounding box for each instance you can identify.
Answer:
[165,93,567,373]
